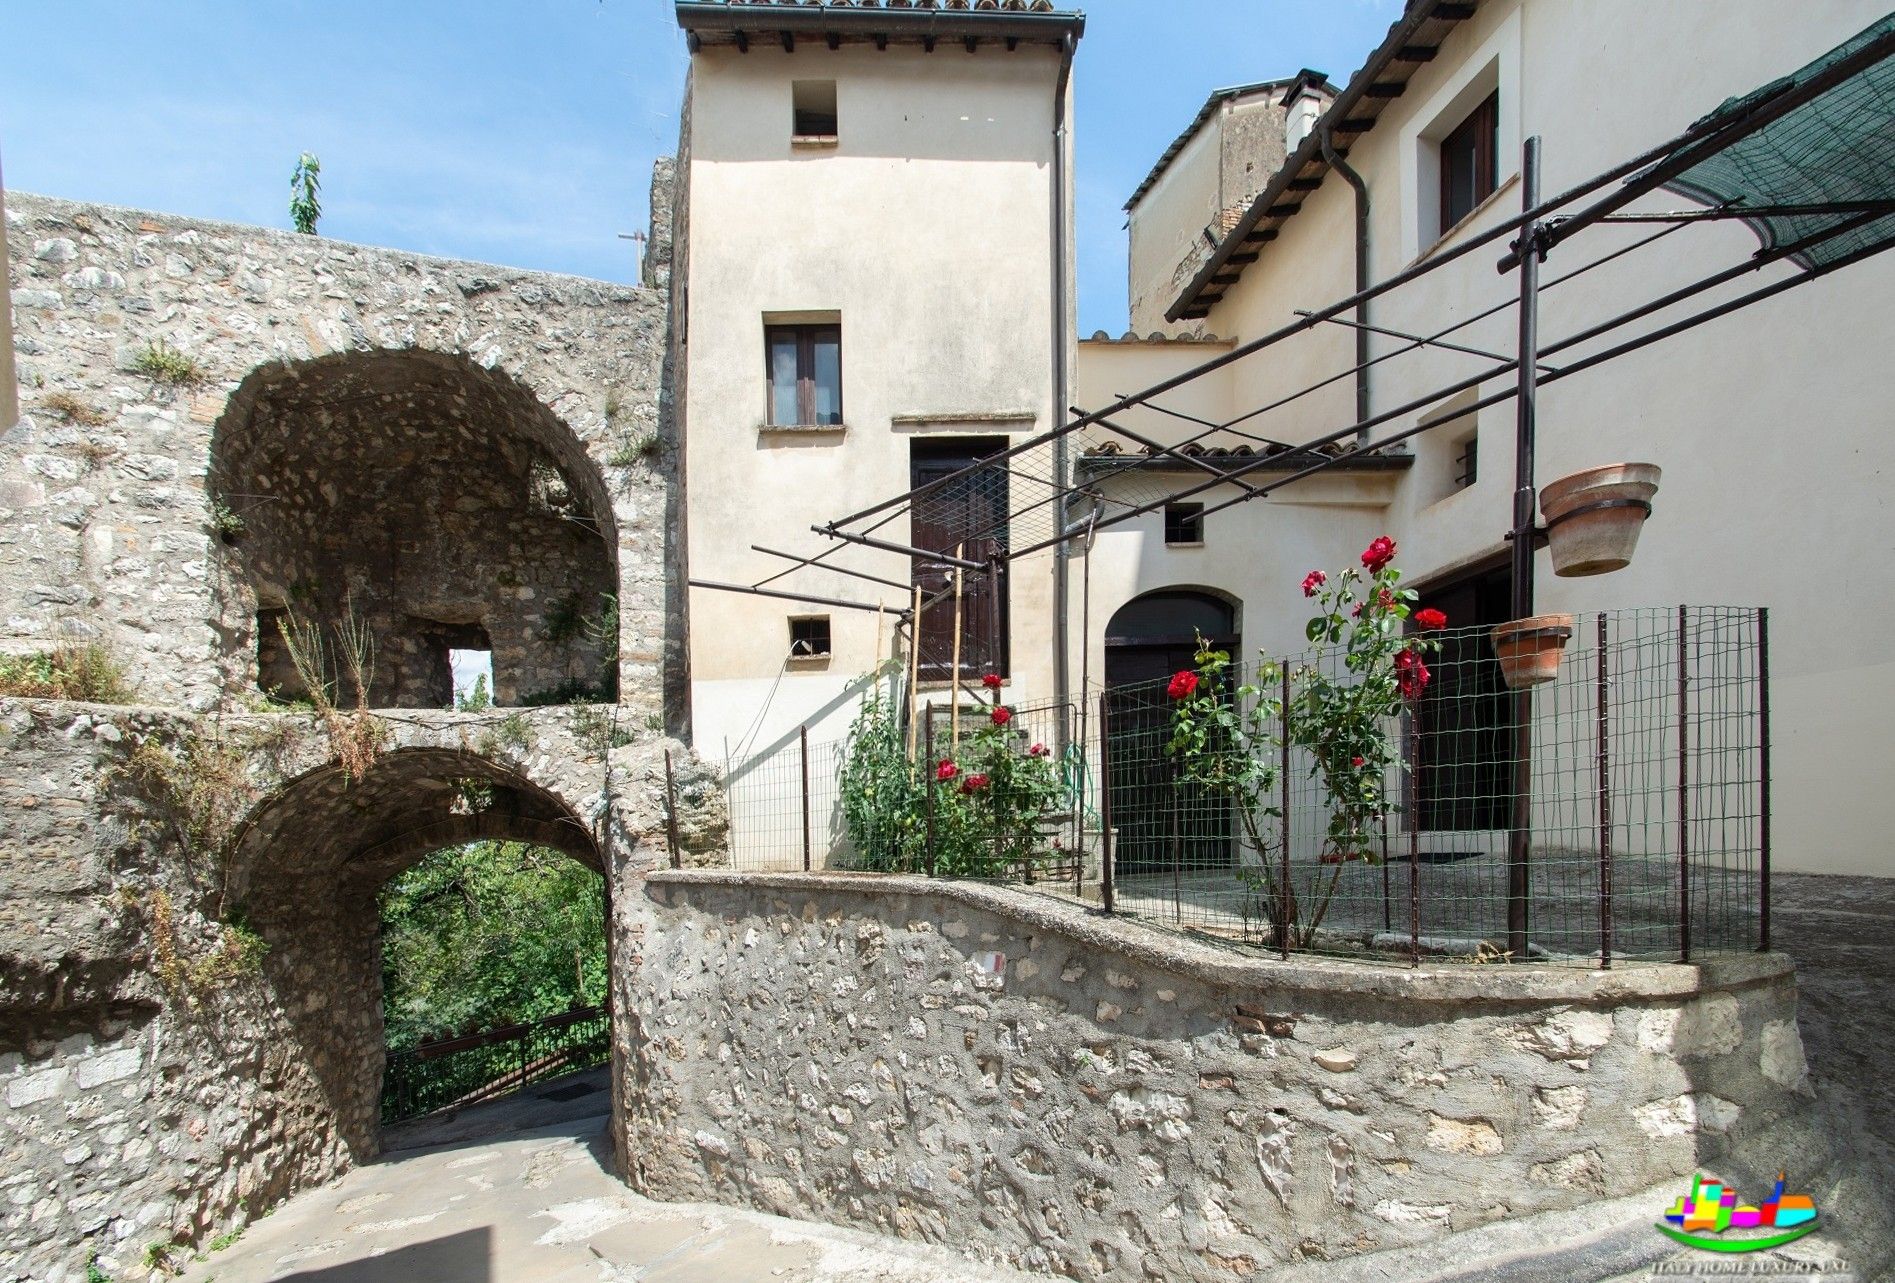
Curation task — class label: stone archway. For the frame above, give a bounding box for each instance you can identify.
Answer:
[222,746,609,1167]
[209,349,620,709]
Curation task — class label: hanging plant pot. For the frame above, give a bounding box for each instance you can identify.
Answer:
[1491,614,1575,689]
[1538,462,1661,577]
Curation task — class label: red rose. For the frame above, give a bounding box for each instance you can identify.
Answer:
[1301,570,1327,598]
[1414,607,1448,631]
[936,759,959,781]
[1394,648,1430,700]
[981,672,1003,690]
[960,772,990,794]
[1361,535,1397,573]
[1167,671,1199,700]
[1319,850,1347,865]
[1029,742,1049,757]
[991,706,1012,727]
[1351,755,1366,768]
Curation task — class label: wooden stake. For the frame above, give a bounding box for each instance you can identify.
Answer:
[906,584,922,763]
[950,548,964,754]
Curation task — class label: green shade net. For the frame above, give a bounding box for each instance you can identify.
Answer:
[1663,13,1895,270]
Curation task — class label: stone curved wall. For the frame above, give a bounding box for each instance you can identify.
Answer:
[624,870,1819,1282]
[1,191,671,715]
[0,698,723,1283]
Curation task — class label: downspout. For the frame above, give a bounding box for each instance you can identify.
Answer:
[1320,121,1372,441]
[1050,32,1075,748]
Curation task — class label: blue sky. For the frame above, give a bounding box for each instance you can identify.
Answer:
[0,0,1399,334]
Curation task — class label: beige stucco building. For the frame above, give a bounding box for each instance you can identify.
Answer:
[1075,0,1895,877]
[673,1,1082,766]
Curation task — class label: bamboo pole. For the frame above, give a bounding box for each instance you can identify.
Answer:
[949,545,964,754]
[906,584,922,764]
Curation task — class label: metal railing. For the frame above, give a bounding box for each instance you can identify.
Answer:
[694,606,1768,967]
[380,1005,610,1124]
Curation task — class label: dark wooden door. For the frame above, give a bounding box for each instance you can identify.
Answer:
[1412,565,1511,831]
[911,440,1009,682]
[1102,591,1239,876]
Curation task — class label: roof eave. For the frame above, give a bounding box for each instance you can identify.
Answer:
[1164,0,1475,323]
[676,2,1086,46]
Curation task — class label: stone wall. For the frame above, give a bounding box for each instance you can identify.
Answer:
[1,191,671,715]
[0,697,723,1283]
[623,871,1824,1282]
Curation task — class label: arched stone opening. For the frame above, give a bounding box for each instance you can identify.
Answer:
[209,349,619,709]
[222,747,608,1164]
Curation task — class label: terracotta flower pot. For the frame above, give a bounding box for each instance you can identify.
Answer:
[1538,462,1661,577]
[1491,614,1575,689]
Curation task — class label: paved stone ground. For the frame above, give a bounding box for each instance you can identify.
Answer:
[174,1086,1035,1283]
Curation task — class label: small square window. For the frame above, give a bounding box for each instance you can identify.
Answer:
[793,80,838,140]
[1164,503,1205,546]
[789,615,832,659]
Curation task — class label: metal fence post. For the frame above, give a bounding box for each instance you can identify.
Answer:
[1678,605,1692,962]
[1597,613,1613,970]
[800,724,812,873]
[924,714,938,878]
[1757,606,1772,953]
[663,749,682,869]
[1097,691,1115,915]
[1279,663,1291,960]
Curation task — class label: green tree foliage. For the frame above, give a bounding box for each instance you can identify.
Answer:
[378,841,605,1049]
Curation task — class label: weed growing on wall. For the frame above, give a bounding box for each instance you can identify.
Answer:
[0,645,136,703]
[133,887,270,1002]
[607,432,663,467]
[41,390,110,427]
[568,702,633,755]
[132,340,204,387]
[276,600,386,782]
[289,152,322,235]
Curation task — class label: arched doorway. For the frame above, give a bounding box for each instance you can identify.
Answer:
[222,748,608,1167]
[1103,589,1240,877]
[209,349,619,709]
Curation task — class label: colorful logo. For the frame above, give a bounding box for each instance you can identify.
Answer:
[1657,1172,1819,1252]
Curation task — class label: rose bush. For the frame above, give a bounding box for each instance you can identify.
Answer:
[1167,536,1447,948]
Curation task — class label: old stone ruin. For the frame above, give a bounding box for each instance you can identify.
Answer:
[1,187,1888,1283]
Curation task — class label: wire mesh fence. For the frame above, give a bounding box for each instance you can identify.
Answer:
[697,606,1767,967]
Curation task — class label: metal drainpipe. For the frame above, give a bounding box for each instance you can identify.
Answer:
[1050,33,1075,750]
[1320,123,1372,441]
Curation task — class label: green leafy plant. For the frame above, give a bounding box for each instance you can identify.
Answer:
[456,673,493,712]
[0,644,136,703]
[837,690,923,870]
[85,1250,112,1283]
[208,500,247,541]
[133,340,204,387]
[477,712,534,758]
[206,1227,244,1252]
[568,701,632,754]
[290,152,322,235]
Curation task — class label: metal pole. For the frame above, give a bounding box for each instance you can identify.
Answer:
[924,714,938,879]
[1757,607,1772,952]
[1678,605,1692,962]
[1279,663,1292,960]
[1506,135,1543,963]
[663,749,682,869]
[1097,691,1115,914]
[1596,613,1613,970]
[987,555,1004,689]
[1170,763,1182,925]
[800,724,812,873]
